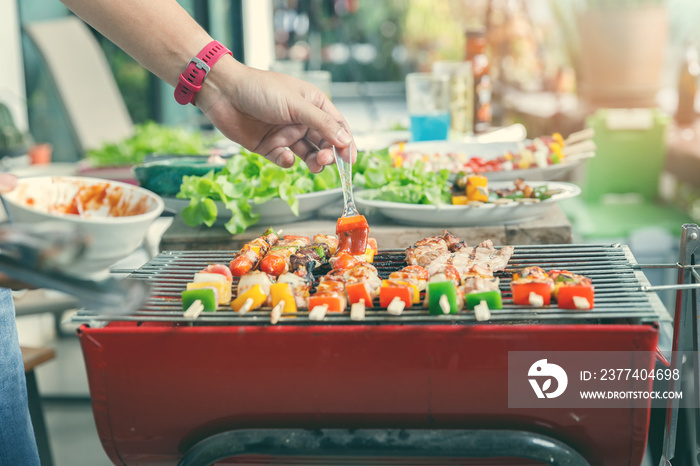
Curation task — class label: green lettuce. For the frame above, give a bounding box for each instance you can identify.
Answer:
[177,149,340,234]
[354,148,452,205]
[86,121,213,168]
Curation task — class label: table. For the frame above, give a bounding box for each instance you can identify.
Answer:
[160,203,572,251]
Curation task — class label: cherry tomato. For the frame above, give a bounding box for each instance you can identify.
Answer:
[229,256,253,277]
[259,254,287,276]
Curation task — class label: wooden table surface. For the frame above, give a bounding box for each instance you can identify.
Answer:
[160,203,572,251]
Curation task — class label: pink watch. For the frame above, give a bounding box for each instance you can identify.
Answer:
[174,40,232,105]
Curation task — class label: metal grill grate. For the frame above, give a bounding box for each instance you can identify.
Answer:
[70,243,669,326]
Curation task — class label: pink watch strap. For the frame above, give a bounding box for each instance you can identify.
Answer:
[174,40,232,105]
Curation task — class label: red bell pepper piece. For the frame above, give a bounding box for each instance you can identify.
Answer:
[511,282,552,306]
[336,215,369,255]
[379,282,412,309]
[557,285,595,310]
[346,282,374,307]
[308,295,344,313]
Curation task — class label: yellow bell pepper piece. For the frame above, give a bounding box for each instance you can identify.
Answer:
[552,132,564,146]
[270,283,298,315]
[466,175,489,202]
[355,247,376,263]
[452,195,469,205]
[549,142,564,163]
[187,281,231,305]
[231,284,267,312]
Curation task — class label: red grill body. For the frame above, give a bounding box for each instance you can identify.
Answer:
[75,245,664,465]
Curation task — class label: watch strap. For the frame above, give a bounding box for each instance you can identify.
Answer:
[174,40,232,105]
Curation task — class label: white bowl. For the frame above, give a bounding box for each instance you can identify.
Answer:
[2,175,164,278]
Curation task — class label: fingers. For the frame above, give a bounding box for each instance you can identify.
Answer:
[0,173,17,193]
[302,128,356,166]
[288,97,355,162]
[261,146,296,168]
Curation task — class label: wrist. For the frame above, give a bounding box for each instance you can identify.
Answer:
[174,40,234,105]
[194,54,247,112]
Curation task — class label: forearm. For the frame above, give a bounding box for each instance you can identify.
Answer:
[60,0,214,87]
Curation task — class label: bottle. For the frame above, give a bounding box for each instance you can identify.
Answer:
[465,28,492,134]
[676,41,699,126]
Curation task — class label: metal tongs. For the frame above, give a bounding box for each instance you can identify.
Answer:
[0,222,149,312]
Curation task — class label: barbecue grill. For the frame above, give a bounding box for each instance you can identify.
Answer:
[71,231,685,466]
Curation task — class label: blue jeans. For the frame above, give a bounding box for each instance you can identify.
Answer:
[0,288,40,466]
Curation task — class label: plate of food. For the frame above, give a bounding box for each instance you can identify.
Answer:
[354,180,581,227]
[389,129,595,181]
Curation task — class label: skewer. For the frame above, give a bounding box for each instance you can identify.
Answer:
[309,304,328,321]
[238,297,254,315]
[439,294,451,314]
[183,300,204,319]
[270,300,285,324]
[528,292,545,307]
[386,296,405,316]
[350,299,366,321]
[473,300,491,322]
[562,140,596,157]
[564,127,595,145]
[573,296,591,310]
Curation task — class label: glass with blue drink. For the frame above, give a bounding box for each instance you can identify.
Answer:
[405,72,451,142]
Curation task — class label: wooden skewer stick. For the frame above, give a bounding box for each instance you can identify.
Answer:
[573,296,591,310]
[350,299,366,321]
[564,127,595,145]
[239,297,254,315]
[562,140,596,157]
[309,304,328,321]
[271,300,285,324]
[184,300,204,319]
[528,292,544,308]
[439,294,451,314]
[474,300,491,322]
[386,297,405,316]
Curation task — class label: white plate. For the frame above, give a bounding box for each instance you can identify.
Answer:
[165,188,343,225]
[354,181,581,227]
[392,141,593,182]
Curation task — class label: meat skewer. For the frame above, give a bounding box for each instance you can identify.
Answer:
[343,261,382,320]
[511,266,553,307]
[380,265,429,315]
[229,228,280,277]
[548,269,594,310]
[425,264,463,315]
[231,270,274,314]
[259,235,311,276]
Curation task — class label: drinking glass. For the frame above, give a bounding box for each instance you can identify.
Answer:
[405,72,451,142]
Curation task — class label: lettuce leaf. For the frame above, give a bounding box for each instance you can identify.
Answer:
[177,149,340,234]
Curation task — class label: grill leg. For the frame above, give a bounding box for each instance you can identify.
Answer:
[178,428,590,466]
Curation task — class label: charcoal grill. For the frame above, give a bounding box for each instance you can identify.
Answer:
[71,234,684,466]
[73,243,667,327]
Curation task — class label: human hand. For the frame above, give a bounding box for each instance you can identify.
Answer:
[196,58,356,173]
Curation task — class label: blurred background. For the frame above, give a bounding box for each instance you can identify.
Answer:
[3,0,699,158]
[2,1,700,465]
